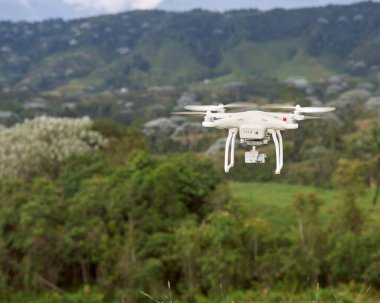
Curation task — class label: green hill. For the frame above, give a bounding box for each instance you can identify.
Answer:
[0,2,380,92]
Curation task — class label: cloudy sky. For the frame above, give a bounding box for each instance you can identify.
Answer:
[0,0,377,21]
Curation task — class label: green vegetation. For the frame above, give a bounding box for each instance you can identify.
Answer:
[0,118,379,302]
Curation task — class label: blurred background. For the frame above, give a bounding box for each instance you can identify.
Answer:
[0,0,379,302]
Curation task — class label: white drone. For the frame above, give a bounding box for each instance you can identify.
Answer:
[173,103,335,174]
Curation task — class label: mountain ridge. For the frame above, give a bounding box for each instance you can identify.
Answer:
[0,1,379,93]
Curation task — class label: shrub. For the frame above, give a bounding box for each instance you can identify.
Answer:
[0,116,107,179]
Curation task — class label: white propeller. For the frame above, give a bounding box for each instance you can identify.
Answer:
[171,111,205,116]
[294,105,335,114]
[262,104,335,114]
[261,104,295,110]
[294,115,324,121]
[171,111,227,118]
[185,102,257,112]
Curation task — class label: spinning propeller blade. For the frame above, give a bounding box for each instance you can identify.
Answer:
[224,102,258,109]
[295,107,335,114]
[171,112,205,116]
[297,115,324,120]
[171,111,228,118]
[304,115,323,120]
[262,104,335,114]
[184,105,222,112]
[185,102,258,112]
[261,104,295,110]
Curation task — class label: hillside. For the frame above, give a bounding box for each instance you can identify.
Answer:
[0,2,380,93]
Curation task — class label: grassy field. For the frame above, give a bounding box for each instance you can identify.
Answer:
[229,182,379,227]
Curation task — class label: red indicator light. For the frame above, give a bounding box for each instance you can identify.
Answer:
[283,117,287,122]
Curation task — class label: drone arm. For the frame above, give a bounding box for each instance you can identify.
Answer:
[224,128,238,173]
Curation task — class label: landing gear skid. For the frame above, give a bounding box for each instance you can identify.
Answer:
[225,129,284,175]
[224,128,238,173]
[268,130,283,174]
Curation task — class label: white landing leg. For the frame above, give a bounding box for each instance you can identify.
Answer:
[224,128,238,173]
[276,130,283,171]
[268,130,281,174]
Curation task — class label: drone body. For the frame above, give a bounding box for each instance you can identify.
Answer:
[173,104,335,174]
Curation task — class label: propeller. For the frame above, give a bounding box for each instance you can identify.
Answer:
[261,104,295,110]
[171,111,228,118]
[171,112,206,116]
[184,105,223,112]
[185,102,258,112]
[225,102,258,109]
[303,115,324,120]
[295,106,335,114]
[294,115,324,121]
[262,104,335,114]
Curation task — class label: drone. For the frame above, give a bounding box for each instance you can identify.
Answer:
[172,103,335,174]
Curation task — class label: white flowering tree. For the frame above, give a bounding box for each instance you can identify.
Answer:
[0,116,107,179]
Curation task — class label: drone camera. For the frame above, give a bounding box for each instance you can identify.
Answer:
[245,147,266,164]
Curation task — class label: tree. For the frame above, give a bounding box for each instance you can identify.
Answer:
[363,123,380,205]
[332,159,367,234]
[0,178,66,291]
[0,117,107,179]
[293,192,325,284]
